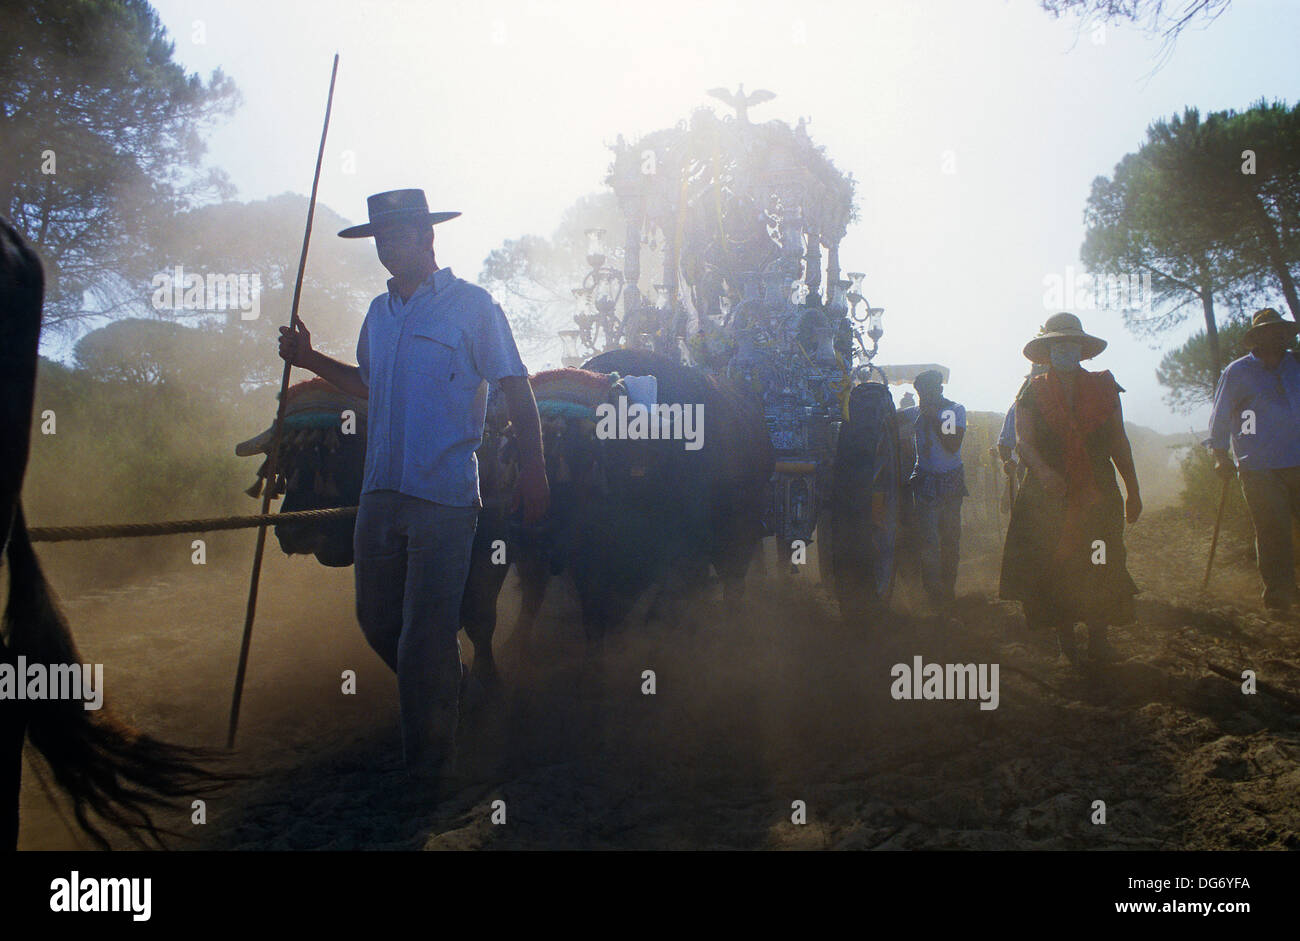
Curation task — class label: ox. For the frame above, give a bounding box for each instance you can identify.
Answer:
[236,380,517,688]
[507,350,774,651]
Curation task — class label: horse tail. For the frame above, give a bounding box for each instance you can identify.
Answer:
[5,504,237,849]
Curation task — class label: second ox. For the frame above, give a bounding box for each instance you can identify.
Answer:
[507,349,773,651]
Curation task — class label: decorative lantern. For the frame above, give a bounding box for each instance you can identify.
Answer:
[559,329,582,366]
[867,307,885,343]
[846,271,866,304]
[594,269,620,315]
[585,228,607,270]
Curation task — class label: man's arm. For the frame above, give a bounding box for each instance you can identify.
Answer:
[996,407,1017,471]
[470,298,550,522]
[498,374,549,523]
[1106,403,1142,523]
[1205,365,1237,478]
[278,321,369,399]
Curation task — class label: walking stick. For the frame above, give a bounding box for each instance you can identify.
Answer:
[227,53,339,748]
[1201,475,1231,592]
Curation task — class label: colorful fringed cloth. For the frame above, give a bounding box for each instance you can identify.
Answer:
[530,367,616,422]
[281,377,367,428]
[1029,369,1121,562]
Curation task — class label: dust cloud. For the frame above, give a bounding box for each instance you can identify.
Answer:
[18,474,1300,849]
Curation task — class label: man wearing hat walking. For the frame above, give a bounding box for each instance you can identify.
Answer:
[278,189,549,781]
[999,313,1141,664]
[898,369,967,606]
[1206,307,1300,612]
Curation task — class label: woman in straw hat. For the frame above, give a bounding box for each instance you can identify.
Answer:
[999,312,1142,663]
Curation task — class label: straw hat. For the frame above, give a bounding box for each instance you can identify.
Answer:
[1243,307,1299,348]
[1022,312,1107,364]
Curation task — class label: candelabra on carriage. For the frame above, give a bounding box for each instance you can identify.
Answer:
[562,88,905,621]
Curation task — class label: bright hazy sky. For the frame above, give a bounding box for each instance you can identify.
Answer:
[146,0,1300,434]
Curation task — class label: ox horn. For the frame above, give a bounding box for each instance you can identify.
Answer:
[234,423,277,457]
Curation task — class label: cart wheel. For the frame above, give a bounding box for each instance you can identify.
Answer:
[830,382,901,626]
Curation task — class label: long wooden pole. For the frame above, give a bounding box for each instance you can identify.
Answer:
[1201,475,1231,592]
[227,53,340,749]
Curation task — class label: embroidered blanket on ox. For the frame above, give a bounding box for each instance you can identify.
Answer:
[530,366,618,422]
[235,379,367,456]
[532,370,662,427]
[280,377,368,429]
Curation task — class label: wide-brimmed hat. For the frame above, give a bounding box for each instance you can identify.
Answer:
[1023,312,1107,364]
[1243,307,1299,347]
[337,189,460,239]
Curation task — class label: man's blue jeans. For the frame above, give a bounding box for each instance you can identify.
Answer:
[911,466,965,604]
[353,489,478,774]
[913,492,963,604]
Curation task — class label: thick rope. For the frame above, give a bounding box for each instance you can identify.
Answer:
[28,506,358,543]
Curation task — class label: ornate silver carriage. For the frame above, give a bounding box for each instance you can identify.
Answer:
[562,88,904,620]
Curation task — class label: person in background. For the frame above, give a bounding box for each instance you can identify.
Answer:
[897,370,966,606]
[1206,307,1300,613]
[999,313,1141,664]
[995,363,1047,485]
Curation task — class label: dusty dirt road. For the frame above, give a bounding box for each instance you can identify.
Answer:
[16,505,1300,850]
